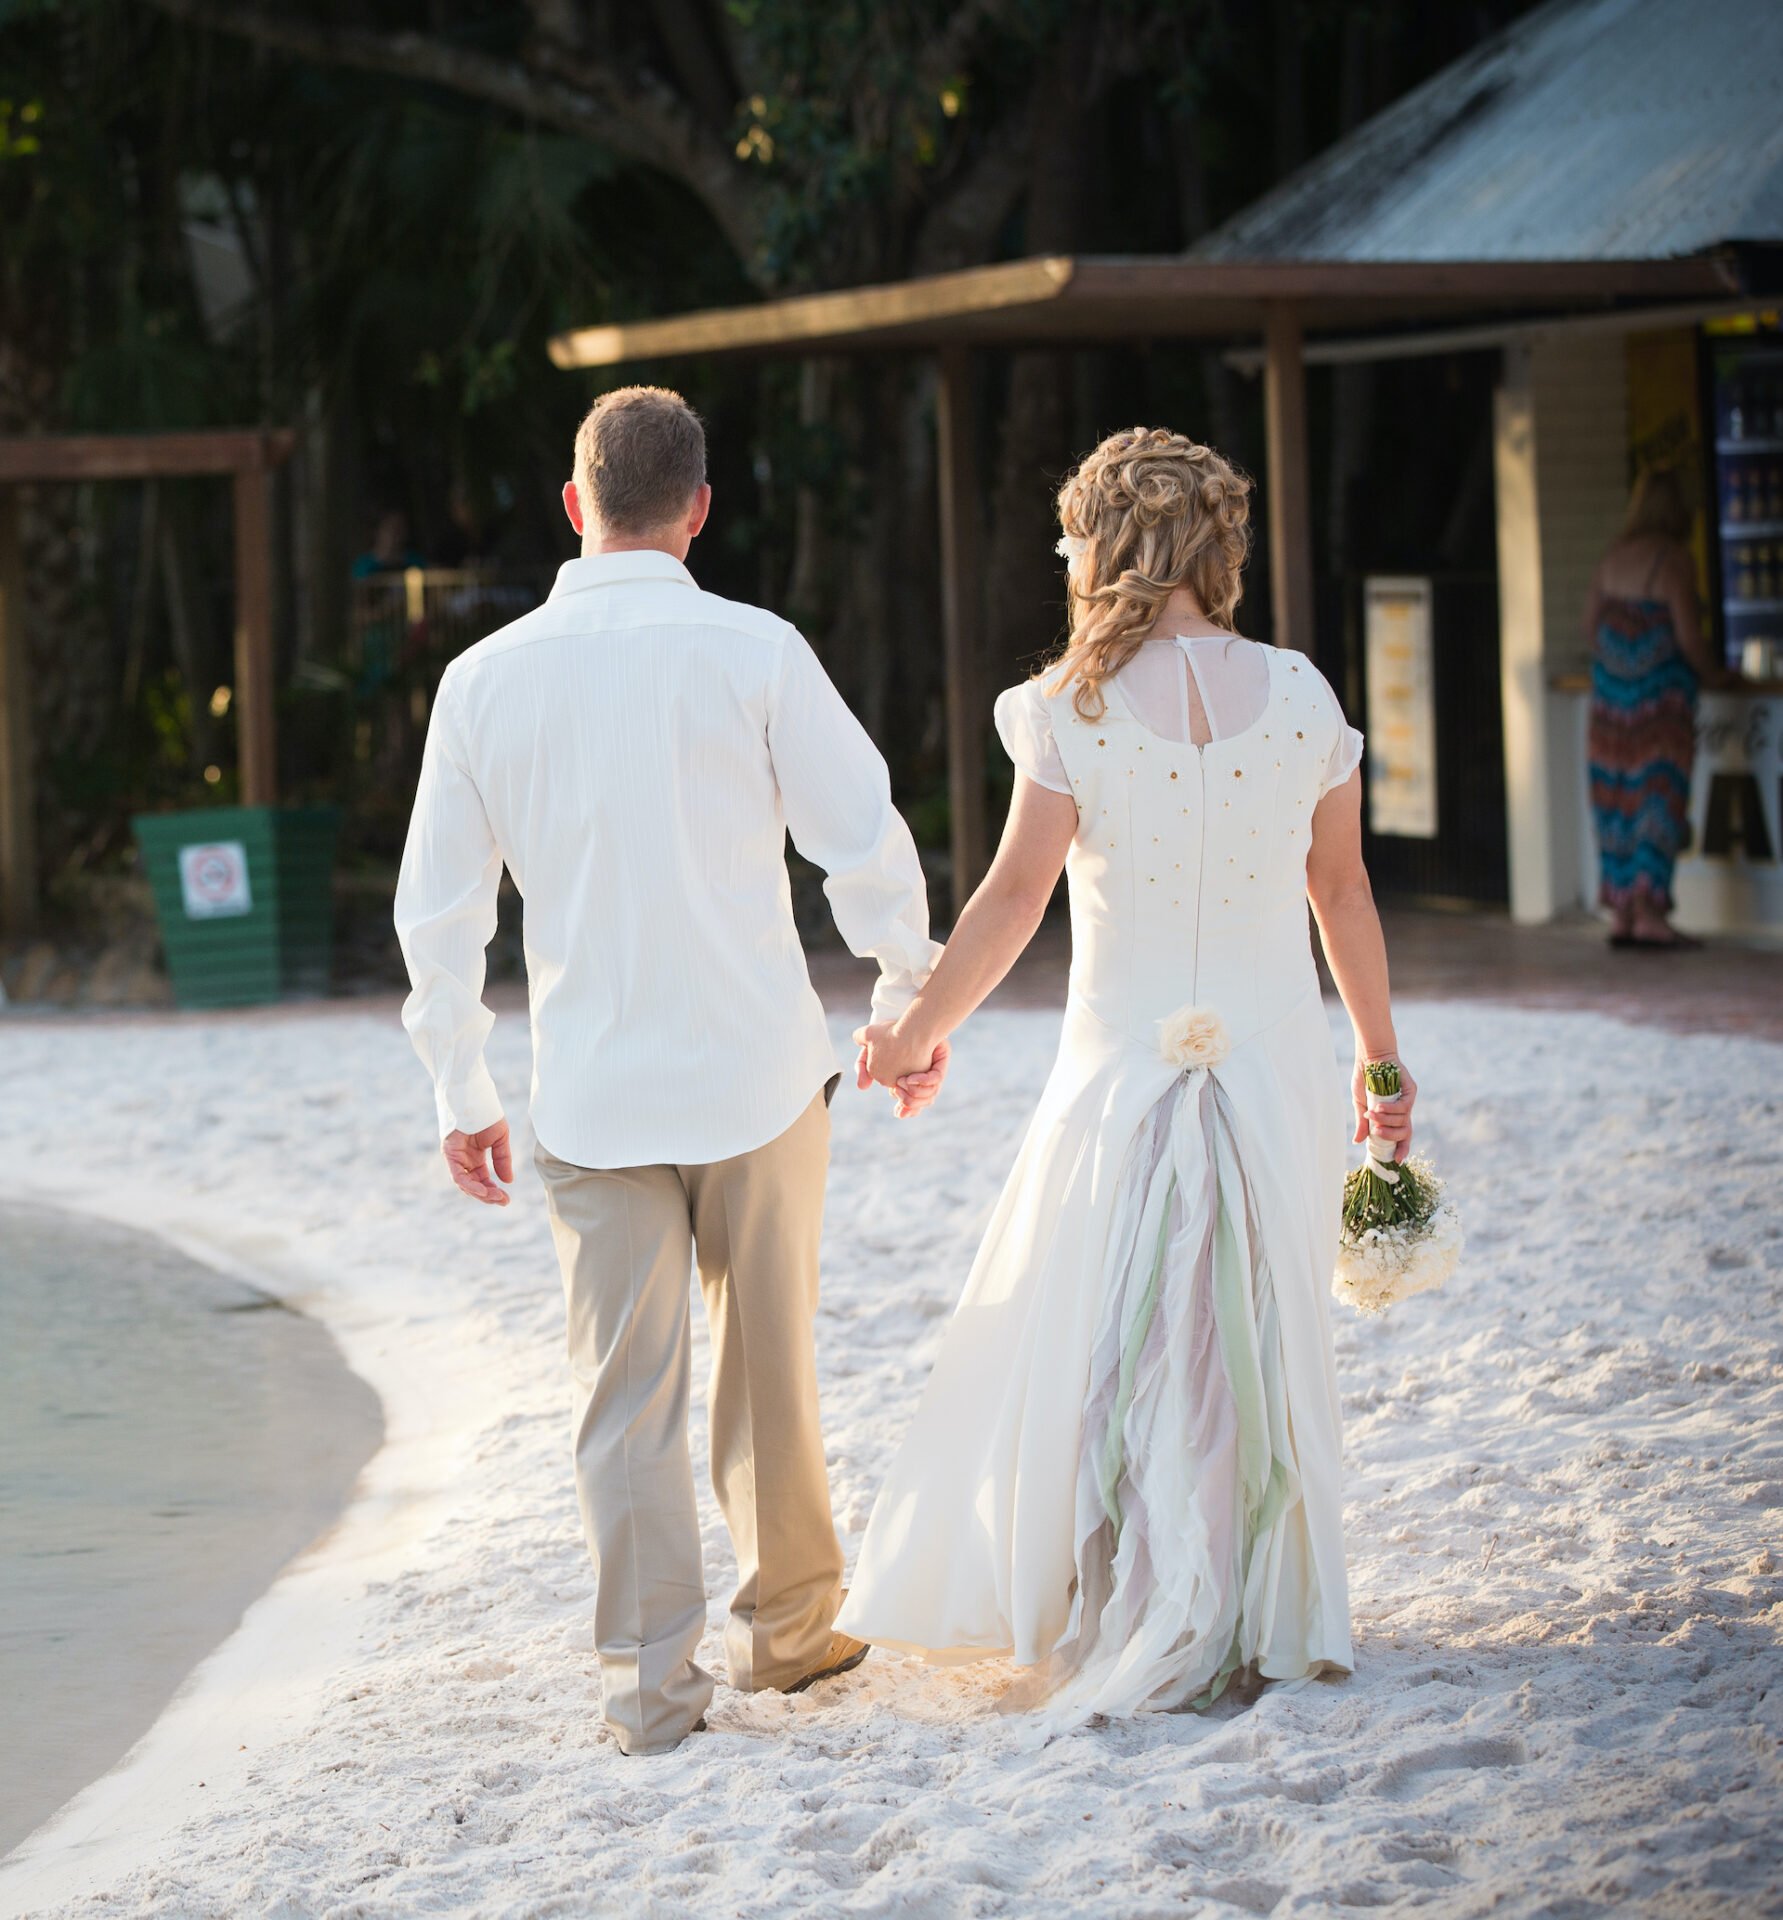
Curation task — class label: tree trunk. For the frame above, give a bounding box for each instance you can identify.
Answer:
[158,485,223,771]
[981,29,1086,695]
[0,340,114,893]
[1325,16,1377,578]
[784,359,836,637]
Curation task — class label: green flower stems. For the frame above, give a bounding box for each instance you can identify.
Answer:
[1342,1059,1433,1235]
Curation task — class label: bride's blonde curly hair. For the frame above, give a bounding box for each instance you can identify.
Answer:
[1047,427,1253,721]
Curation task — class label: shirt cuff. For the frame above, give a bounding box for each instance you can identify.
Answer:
[868,940,944,1026]
[434,1059,505,1139]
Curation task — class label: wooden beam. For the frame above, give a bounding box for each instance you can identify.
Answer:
[0,429,296,484]
[1263,304,1316,660]
[0,491,37,937]
[232,465,278,807]
[549,257,1076,369]
[936,345,987,920]
[544,252,1735,371]
[1063,255,1736,308]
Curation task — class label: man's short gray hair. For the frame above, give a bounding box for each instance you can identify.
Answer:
[573,386,708,534]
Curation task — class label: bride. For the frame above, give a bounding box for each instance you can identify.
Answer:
[841,426,1415,1724]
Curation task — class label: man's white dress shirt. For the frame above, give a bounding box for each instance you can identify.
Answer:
[395,551,941,1169]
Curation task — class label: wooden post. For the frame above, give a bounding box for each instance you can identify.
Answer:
[936,345,987,920]
[1263,304,1316,660]
[0,490,37,936]
[232,462,278,808]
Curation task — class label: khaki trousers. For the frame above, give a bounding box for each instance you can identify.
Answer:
[534,1083,843,1755]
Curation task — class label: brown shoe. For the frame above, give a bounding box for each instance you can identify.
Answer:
[781,1632,870,1694]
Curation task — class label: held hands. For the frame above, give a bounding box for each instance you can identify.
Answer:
[853,1020,950,1119]
[443,1118,514,1205]
[1352,1055,1416,1163]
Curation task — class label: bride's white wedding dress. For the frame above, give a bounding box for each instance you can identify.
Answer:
[836,635,1361,1725]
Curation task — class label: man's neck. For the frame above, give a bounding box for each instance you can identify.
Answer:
[581,531,690,563]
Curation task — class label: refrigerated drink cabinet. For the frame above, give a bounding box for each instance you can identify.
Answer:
[1712,335,1783,678]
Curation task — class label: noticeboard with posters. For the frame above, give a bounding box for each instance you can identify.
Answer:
[1363,576,1438,840]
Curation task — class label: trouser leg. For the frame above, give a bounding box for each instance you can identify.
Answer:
[682,1085,844,1691]
[534,1146,715,1755]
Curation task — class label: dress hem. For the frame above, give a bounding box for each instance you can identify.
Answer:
[855,1632,1356,1687]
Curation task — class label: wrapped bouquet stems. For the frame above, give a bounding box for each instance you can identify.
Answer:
[1333,1058,1463,1314]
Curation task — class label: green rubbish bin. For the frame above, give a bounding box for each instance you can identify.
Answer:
[132,805,341,1009]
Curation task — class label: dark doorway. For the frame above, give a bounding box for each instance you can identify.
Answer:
[1340,570,1509,906]
[1318,350,1510,907]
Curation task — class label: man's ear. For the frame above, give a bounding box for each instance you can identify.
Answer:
[686,483,712,541]
[562,480,584,536]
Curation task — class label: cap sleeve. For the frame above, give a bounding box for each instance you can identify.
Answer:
[1313,669,1364,796]
[993,680,1071,795]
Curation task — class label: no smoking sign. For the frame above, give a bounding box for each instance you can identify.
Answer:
[178,840,254,919]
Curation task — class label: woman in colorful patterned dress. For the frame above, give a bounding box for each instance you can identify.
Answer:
[841,429,1413,1725]
[1584,469,1726,949]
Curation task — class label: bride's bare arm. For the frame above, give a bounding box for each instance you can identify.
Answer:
[857,775,1077,1087]
[1304,768,1416,1158]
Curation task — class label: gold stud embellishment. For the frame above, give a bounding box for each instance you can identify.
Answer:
[1296,730,1305,740]
[1169,770,1178,781]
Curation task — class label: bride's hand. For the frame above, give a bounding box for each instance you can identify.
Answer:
[853,1021,950,1118]
[1353,1054,1416,1162]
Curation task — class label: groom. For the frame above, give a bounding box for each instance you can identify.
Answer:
[395,386,943,1755]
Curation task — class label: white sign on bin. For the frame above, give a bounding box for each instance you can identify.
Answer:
[178,840,253,919]
[1363,575,1438,840]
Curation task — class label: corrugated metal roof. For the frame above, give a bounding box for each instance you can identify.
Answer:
[1195,0,1783,263]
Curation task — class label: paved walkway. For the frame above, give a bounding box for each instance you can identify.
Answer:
[811,908,1781,1043]
[8,909,1776,1043]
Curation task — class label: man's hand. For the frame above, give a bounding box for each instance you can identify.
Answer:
[853,1021,950,1119]
[443,1118,513,1205]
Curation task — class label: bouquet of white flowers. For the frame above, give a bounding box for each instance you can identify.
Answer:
[1333,1059,1463,1314]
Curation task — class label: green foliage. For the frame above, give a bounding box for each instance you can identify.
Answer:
[719,0,1060,285]
[0,93,39,156]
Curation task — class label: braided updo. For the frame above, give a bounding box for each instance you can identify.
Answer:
[1047,427,1253,721]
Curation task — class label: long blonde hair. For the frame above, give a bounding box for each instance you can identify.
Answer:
[1047,427,1252,722]
[1620,465,1691,544]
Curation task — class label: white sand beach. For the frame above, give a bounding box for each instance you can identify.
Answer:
[1,997,1778,1918]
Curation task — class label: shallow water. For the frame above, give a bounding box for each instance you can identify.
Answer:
[0,1206,382,1857]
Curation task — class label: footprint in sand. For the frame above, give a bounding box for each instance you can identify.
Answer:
[1374,1733,1527,1802]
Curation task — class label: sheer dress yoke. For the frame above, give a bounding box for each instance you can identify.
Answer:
[995,637,1361,798]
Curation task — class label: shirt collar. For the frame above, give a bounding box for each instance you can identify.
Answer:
[549,550,695,598]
